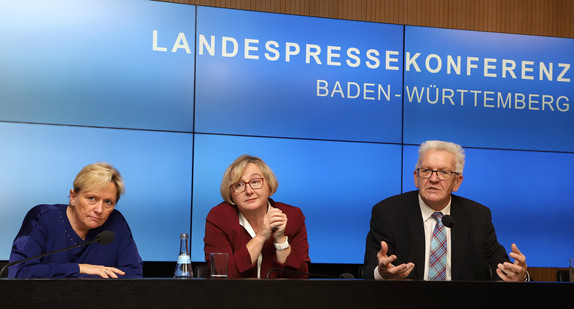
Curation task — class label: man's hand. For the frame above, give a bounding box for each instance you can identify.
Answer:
[376,241,414,279]
[496,243,528,281]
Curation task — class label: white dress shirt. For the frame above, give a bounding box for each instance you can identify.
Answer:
[238,203,271,279]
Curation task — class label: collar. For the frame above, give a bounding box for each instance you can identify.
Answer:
[418,194,451,222]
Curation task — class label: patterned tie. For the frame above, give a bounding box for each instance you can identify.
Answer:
[428,212,447,280]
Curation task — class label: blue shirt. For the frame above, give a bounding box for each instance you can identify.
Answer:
[8,204,143,278]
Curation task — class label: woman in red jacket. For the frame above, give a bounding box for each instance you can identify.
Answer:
[204,155,310,278]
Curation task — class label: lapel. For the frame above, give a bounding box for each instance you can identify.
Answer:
[406,191,426,279]
[450,195,470,280]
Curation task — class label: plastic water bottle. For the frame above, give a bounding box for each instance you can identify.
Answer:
[174,233,193,278]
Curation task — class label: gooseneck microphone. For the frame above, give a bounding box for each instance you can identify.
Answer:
[338,272,356,279]
[266,268,355,279]
[96,230,115,245]
[0,230,115,278]
[442,215,455,228]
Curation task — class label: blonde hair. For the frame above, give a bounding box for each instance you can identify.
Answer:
[73,162,125,202]
[416,140,466,174]
[220,155,278,204]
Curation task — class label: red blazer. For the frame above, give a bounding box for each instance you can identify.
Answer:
[204,199,310,278]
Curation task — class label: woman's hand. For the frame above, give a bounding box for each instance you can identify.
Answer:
[260,207,287,241]
[246,207,290,265]
[265,208,291,264]
[79,264,125,278]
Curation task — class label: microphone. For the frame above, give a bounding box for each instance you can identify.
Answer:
[96,230,115,245]
[442,215,455,228]
[0,230,115,277]
[486,263,493,281]
[338,272,356,279]
[266,268,355,279]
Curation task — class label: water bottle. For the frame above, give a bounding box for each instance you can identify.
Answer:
[174,233,193,278]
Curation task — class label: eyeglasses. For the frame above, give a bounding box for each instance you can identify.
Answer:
[417,168,459,180]
[231,178,264,193]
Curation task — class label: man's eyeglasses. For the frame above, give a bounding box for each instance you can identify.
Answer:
[231,178,264,193]
[417,168,459,180]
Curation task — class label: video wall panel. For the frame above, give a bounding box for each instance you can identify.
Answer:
[191,134,402,263]
[404,26,574,152]
[195,6,404,143]
[402,145,574,267]
[0,122,193,261]
[0,0,195,132]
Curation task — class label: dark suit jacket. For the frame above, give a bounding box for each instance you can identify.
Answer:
[363,190,509,280]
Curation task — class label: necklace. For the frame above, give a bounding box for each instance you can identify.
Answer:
[61,205,79,245]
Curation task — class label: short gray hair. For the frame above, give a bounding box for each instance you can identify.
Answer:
[416,140,465,174]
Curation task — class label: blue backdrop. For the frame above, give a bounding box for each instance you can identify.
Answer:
[195,7,404,143]
[404,26,574,151]
[0,0,572,268]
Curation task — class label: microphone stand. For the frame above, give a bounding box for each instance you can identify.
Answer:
[0,231,113,278]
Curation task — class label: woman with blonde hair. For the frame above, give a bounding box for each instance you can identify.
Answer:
[8,162,142,278]
[204,155,310,278]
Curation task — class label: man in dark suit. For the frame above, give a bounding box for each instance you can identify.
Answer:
[363,140,529,281]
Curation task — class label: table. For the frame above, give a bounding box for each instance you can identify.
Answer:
[1,278,571,308]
